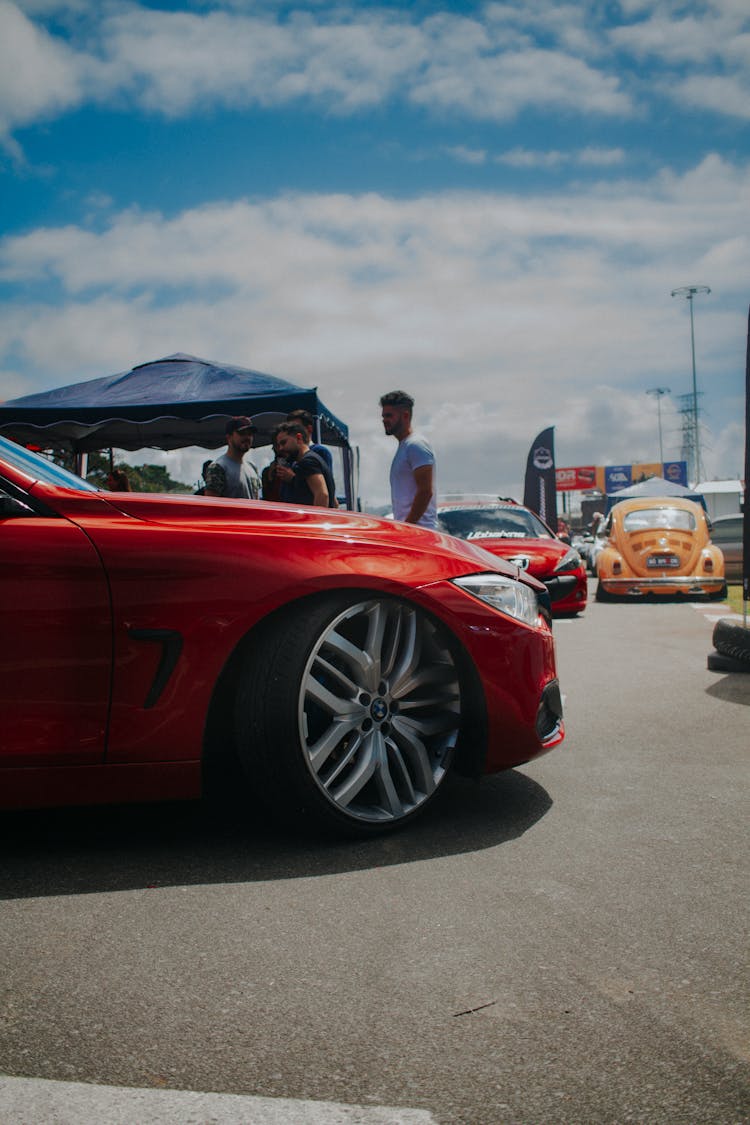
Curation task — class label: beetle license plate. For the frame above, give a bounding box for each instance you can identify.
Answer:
[647,554,680,568]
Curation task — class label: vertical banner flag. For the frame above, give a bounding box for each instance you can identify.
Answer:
[743,304,749,602]
[523,427,558,529]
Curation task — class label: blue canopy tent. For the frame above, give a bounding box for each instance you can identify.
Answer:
[0,353,356,506]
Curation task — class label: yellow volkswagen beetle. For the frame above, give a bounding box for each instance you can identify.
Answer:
[595,496,726,601]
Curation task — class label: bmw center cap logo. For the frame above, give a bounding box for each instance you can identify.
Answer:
[371,699,389,722]
[533,446,553,470]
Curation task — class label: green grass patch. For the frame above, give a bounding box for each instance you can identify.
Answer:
[725,584,747,615]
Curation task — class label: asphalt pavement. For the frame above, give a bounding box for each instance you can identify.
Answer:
[0,585,748,1124]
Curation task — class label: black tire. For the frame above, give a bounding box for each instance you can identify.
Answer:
[235,593,462,836]
[707,583,728,601]
[712,618,750,665]
[595,582,612,603]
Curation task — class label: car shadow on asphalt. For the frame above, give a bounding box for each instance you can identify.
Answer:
[0,770,551,900]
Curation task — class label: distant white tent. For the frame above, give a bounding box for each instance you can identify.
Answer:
[694,480,743,521]
[605,475,706,513]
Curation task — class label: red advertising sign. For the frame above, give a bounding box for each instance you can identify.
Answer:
[555,465,597,491]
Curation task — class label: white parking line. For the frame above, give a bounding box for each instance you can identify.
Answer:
[690,605,746,623]
[0,1075,438,1125]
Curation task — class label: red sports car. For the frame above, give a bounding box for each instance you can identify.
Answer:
[438,499,588,616]
[0,439,564,836]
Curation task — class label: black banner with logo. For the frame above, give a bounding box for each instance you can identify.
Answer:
[523,426,558,530]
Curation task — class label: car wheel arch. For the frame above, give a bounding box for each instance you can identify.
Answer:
[201,587,489,796]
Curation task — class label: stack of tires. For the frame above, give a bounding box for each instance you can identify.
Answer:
[709,619,750,673]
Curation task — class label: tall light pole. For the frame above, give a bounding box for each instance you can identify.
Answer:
[671,284,710,483]
[646,387,670,466]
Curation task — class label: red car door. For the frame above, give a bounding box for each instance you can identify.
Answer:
[0,515,111,767]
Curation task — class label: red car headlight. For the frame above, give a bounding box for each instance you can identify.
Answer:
[452,573,542,627]
[553,547,583,574]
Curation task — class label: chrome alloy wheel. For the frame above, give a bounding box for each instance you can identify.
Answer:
[297,598,461,825]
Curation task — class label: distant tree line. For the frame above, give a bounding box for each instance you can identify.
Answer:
[53,449,192,493]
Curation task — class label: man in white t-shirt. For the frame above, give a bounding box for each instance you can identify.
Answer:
[380,390,437,529]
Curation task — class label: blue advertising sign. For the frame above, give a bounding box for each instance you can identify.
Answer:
[605,465,632,494]
[662,460,688,486]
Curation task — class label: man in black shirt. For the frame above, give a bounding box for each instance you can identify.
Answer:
[273,421,337,507]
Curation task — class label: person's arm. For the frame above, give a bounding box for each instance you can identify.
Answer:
[308,472,330,507]
[404,464,433,524]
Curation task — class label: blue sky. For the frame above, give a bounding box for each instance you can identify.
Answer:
[1,0,748,503]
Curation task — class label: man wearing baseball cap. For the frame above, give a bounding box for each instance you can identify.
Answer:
[204,416,261,499]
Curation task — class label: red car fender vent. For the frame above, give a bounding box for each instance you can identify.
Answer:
[127,628,183,708]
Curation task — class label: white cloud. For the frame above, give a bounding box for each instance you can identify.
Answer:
[578,146,625,166]
[3,0,749,148]
[496,148,567,168]
[495,147,625,168]
[0,0,83,148]
[610,6,749,65]
[410,45,631,119]
[667,73,750,121]
[445,145,487,165]
[610,3,750,119]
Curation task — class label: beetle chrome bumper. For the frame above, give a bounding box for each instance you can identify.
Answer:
[600,575,724,595]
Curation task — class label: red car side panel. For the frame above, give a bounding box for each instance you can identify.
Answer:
[0,517,111,766]
[49,499,546,769]
[70,513,523,765]
[0,480,562,791]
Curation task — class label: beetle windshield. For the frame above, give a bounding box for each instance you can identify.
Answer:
[439,506,553,540]
[622,507,696,532]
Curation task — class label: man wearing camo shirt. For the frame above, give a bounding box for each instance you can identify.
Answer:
[204,416,261,500]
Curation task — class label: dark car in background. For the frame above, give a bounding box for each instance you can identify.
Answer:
[437,498,588,616]
[710,513,744,582]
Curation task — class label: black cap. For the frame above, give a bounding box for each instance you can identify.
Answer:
[226,415,257,435]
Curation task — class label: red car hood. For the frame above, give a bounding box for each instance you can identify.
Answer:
[462,534,569,578]
[40,488,543,590]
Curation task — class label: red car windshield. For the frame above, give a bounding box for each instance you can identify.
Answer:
[439,506,553,541]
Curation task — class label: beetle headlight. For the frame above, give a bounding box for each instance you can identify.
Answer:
[452,573,541,626]
[553,547,582,573]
